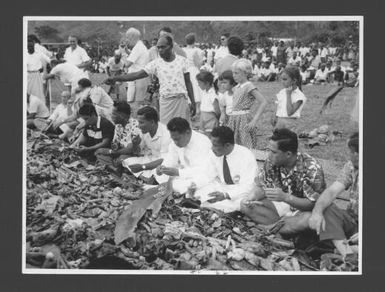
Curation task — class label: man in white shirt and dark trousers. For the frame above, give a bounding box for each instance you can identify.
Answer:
[156,117,213,194]
[194,126,258,213]
[121,106,172,184]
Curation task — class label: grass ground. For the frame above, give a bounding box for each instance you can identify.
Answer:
[48,73,359,188]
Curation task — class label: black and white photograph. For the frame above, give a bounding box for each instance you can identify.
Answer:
[23,16,362,274]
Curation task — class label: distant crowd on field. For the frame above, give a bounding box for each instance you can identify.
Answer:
[26,25,360,263]
[89,37,359,87]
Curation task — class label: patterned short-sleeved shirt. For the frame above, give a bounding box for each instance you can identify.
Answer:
[336,161,359,220]
[144,55,189,98]
[111,118,141,150]
[258,152,326,211]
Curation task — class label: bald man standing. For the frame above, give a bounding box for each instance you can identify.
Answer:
[64,36,92,77]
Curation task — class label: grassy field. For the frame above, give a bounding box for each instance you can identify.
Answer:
[48,73,359,186]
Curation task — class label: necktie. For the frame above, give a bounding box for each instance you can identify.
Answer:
[223,155,234,185]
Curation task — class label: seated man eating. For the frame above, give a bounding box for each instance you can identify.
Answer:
[240,128,326,236]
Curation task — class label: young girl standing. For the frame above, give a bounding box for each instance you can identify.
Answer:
[218,70,236,126]
[272,66,307,131]
[196,71,221,133]
[227,59,267,149]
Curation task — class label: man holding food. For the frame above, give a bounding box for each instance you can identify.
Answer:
[240,128,327,236]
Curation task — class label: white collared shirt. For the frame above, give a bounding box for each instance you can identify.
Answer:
[260,67,271,76]
[315,68,329,81]
[218,91,233,114]
[27,52,50,71]
[64,46,91,67]
[126,40,149,72]
[28,95,50,118]
[287,56,302,66]
[35,43,53,58]
[163,130,214,179]
[200,87,218,113]
[48,103,71,123]
[140,123,172,160]
[50,63,87,84]
[210,144,258,200]
[214,46,229,63]
[271,45,278,57]
[276,87,307,118]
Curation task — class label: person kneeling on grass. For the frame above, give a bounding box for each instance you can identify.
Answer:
[70,104,115,163]
[308,132,359,258]
[120,106,172,184]
[240,128,326,236]
[94,101,141,174]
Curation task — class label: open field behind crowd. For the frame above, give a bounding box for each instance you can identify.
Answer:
[47,73,359,191]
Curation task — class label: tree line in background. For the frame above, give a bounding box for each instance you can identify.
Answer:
[29,20,359,48]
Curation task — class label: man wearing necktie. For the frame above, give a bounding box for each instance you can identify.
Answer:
[194,126,258,213]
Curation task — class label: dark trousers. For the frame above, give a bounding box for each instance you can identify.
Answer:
[319,203,358,241]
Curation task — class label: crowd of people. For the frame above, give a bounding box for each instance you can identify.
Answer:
[26,26,360,266]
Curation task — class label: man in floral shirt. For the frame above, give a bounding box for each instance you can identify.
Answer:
[309,132,359,257]
[104,35,196,125]
[95,101,141,173]
[241,128,326,236]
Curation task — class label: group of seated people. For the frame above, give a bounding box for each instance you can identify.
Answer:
[27,91,359,261]
[252,52,359,87]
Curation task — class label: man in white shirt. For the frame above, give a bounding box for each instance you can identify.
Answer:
[319,44,329,63]
[270,41,278,62]
[156,117,214,193]
[214,33,230,64]
[287,52,302,67]
[105,36,196,125]
[123,27,150,104]
[121,106,172,184]
[44,59,88,95]
[44,90,73,134]
[64,36,92,77]
[314,63,330,84]
[259,62,276,82]
[194,126,258,213]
